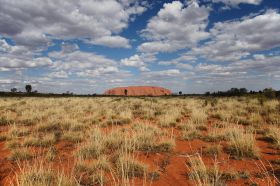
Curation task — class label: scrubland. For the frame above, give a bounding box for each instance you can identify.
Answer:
[0,97,279,186]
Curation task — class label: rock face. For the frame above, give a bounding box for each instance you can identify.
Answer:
[104,86,172,96]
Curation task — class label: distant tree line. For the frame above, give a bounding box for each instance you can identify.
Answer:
[1,85,279,99]
[204,87,279,99]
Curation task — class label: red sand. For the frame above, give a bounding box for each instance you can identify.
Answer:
[1,117,279,185]
[104,86,172,96]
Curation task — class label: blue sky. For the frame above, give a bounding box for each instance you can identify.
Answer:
[0,0,280,94]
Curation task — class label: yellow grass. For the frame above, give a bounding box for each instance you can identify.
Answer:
[0,97,279,185]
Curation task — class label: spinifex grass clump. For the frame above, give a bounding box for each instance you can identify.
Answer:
[115,154,148,178]
[225,127,259,158]
[132,123,175,152]
[265,127,280,148]
[0,116,13,126]
[75,155,111,174]
[158,109,182,128]
[180,120,201,141]
[191,109,207,127]
[9,148,33,161]
[106,109,132,126]
[201,127,226,142]
[24,133,56,147]
[76,144,105,159]
[76,128,105,159]
[1,97,279,186]
[8,125,30,137]
[15,161,77,186]
[187,154,223,186]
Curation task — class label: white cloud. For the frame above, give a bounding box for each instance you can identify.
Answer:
[158,60,194,70]
[121,54,144,67]
[142,69,181,79]
[48,71,69,79]
[0,79,20,84]
[0,56,52,70]
[0,39,52,71]
[49,49,119,77]
[212,0,262,7]
[0,39,10,52]
[76,66,119,77]
[191,10,280,61]
[0,0,147,49]
[139,66,150,72]
[176,63,194,70]
[1,0,279,93]
[91,36,131,48]
[138,1,210,53]
[106,79,123,83]
[195,54,280,78]
[120,53,155,71]
[158,53,195,70]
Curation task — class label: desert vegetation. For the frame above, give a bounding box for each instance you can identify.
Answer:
[0,97,279,185]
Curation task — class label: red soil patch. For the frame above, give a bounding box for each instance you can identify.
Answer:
[104,86,172,96]
[0,142,14,186]
[1,119,280,186]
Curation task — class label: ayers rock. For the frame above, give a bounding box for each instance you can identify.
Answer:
[104,86,172,96]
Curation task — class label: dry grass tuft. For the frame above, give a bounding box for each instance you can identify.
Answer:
[0,97,279,185]
[225,127,259,158]
[187,154,224,186]
[115,154,148,178]
[14,161,77,186]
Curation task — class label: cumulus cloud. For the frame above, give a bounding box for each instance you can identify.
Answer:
[121,54,144,67]
[0,39,10,52]
[76,67,119,78]
[0,79,21,84]
[158,54,196,70]
[91,36,131,48]
[0,56,52,70]
[142,69,181,79]
[195,54,280,79]
[49,49,119,77]
[1,0,279,93]
[120,53,156,71]
[48,71,69,79]
[190,9,280,61]
[212,0,262,7]
[0,0,147,49]
[0,39,53,71]
[138,1,210,53]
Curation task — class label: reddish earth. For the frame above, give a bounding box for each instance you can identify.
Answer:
[104,86,172,96]
[0,119,279,185]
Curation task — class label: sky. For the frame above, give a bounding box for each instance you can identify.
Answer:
[0,0,280,94]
